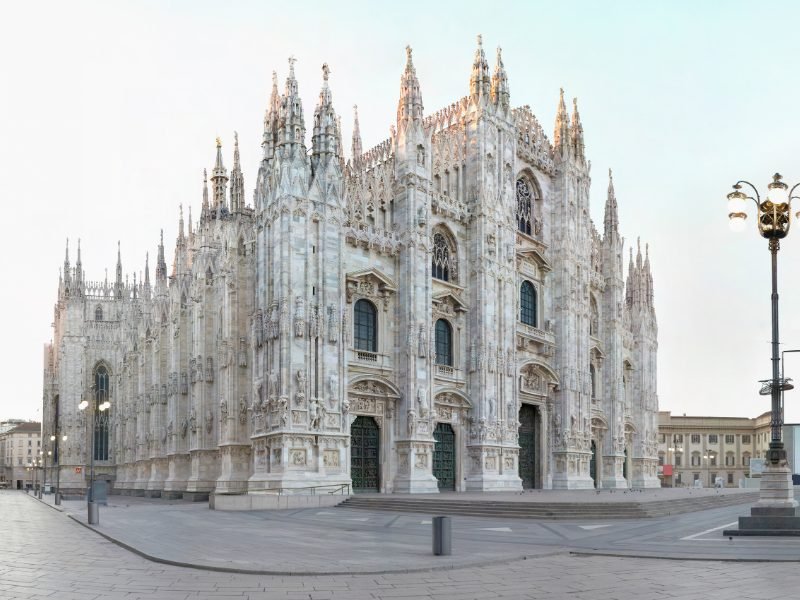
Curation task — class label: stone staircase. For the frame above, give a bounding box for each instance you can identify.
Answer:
[339,492,760,520]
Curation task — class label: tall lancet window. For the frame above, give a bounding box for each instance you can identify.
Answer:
[520,281,537,327]
[95,305,103,321]
[353,299,377,352]
[435,319,453,366]
[432,230,457,283]
[516,178,533,235]
[94,365,110,461]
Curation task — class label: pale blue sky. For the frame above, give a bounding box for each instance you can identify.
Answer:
[2,1,800,423]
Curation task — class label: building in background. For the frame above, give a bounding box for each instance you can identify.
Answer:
[42,39,659,498]
[0,422,42,490]
[657,411,799,487]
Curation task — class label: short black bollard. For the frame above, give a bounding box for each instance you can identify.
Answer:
[88,501,99,525]
[432,516,452,556]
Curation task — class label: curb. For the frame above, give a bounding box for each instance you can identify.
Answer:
[569,550,800,563]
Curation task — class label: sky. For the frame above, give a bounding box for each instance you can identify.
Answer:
[2,0,800,424]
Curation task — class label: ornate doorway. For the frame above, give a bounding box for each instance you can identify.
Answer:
[590,440,598,488]
[518,404,538,489]
[350,416,380,492]
[433,422,456,490]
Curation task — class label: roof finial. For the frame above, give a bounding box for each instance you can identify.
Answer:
[288,55,297,77]
[322,62,330,82]
[405,45,413,70]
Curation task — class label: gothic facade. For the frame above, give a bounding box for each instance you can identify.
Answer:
[42,38,660,497]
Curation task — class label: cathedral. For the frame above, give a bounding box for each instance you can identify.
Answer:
[42,38,660,498]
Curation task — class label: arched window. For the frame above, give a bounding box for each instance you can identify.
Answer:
[94,365,110,461]
[432,231,456,282]
[435,319,453,366]
[353,299,377,352]
[520,281,537,326]
[590,296,599,336]
[516,178,533,235]
[590,364,597,400]
[94,305,103,321]
[206,267,213,285]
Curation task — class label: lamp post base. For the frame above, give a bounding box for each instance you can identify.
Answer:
[724,461,800,536]
[87,501,99,525]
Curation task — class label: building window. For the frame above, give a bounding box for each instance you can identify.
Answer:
[589,296,599,337]
[691,453,700,467]
[691,434,700,444]
[709,454,717,467]
[520,281,537,327]
[727,473,734,485]
[658,453,664,466]
[708,434,718,444]
[94,365,110,461]
[742,435,751,444]
[435,319,453,366]
[590,365,597,400]
[673,434,683,444]
[353,299,377,352]
[676,473,682,485]
[725,454,735,466]
[675,455,682,467]
[725,434,735,444]
[693,473,700,482]
[743,454,751,466]
[95,305,103,321]
[516,178,533,235]
[710,472,717,486]
[432,231,456,282]
[659,434,665,443]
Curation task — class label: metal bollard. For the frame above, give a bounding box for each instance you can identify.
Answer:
[55,493,62,506]
[88,501,100,525]
[432,516,452,556]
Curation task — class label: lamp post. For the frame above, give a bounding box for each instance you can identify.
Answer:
[724,173,800,535]
[50,433,67,505]
[79,390,110,524]
[703,451,717,487]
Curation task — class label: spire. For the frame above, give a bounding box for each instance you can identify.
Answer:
[644,243,654,306]
[115,241,123,299]
[210,137,228,209]
[397,45,424,124]
[553,88,570,154]
[63,238,71,291]
[178,203,185,244]
[604,168,619,237]
[202,169,209,215]
[188,206,194,242]
[469,34,490,104]
[230,131,245,212]
[74,239,83,288]
[490,46,510,110]
[143,252,151,296]
[571,97,585,160]
[636,237,643,270]
[351,104,362,164]
[311,62,341,171]
[277,56,306,152]
[262,71,280,162]
[156,229,167,282]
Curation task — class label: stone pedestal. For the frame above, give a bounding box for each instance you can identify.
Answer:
[392,441,439,493]
[145,457,169,497]
[464,446,523,492]
[601,455,627,489]
[725,462,800,536]
[551,451,595,489]
[163,453,190,499]
[216,445,251,494]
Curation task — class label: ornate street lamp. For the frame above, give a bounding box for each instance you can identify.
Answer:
[79,390,110,524]
[724,173,800,535]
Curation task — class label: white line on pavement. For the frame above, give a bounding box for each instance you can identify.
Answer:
[680,521,738,540]
[579,524,613,530]
[480,527,513,532]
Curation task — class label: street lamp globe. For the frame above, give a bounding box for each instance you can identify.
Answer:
[78,399,88,410]
[50,434,55,442]
[766,174,789,205]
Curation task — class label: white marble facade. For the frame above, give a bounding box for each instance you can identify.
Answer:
[42,38,660,497]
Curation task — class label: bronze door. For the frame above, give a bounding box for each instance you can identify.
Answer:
[433,422,456,490]
[518,404,537,489]
[350,416,380,492]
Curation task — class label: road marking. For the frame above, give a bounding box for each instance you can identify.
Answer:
[681,521,738,540]
[316,511,336,515]
[420,520,431,524]
[347,517,370,521]
[579,524,613,530]
[480,527,513,532]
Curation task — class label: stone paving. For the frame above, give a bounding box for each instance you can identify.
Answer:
[3,491,800,599]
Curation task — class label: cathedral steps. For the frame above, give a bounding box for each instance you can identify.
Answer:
[338,492,760,520]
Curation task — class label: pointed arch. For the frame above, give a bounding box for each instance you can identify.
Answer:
[431,225,458,283]
[515,170,543,237]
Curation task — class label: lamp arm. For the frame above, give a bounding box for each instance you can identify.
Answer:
[788,182,800,206]
[734,180,761,206]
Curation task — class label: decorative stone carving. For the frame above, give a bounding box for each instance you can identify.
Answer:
[295,370,307,407]
[205,409,213,433]
[294,295,305,337]
[239,396,248,425]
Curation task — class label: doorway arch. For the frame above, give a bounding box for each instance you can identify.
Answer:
[350,416,380,492]
[518,404,539,489]
[433,422,456,490]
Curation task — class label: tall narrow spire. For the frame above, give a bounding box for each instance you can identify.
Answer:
[230,131,245,212]
[311,63,341,172]
[210,138,228,209]
[571,97,585,160]
[156,229,167,282]
[262,71,280,162]
[63,238,71,289]
[143,252,151,296]
[202,169,209,214]
[604,168,619,237]
[277,56,306,152]
[490,46,509,110]
[75,239,83,288]
[397,45,424,124]
[553,88,570,153]
[351,104,362,164]
[178,203,185,244]
[115,241,123,299]
[469,34,490,104]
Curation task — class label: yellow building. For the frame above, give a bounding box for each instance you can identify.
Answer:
[656,411,776,488]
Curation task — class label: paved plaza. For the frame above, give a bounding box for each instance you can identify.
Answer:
[2,490,800,599]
